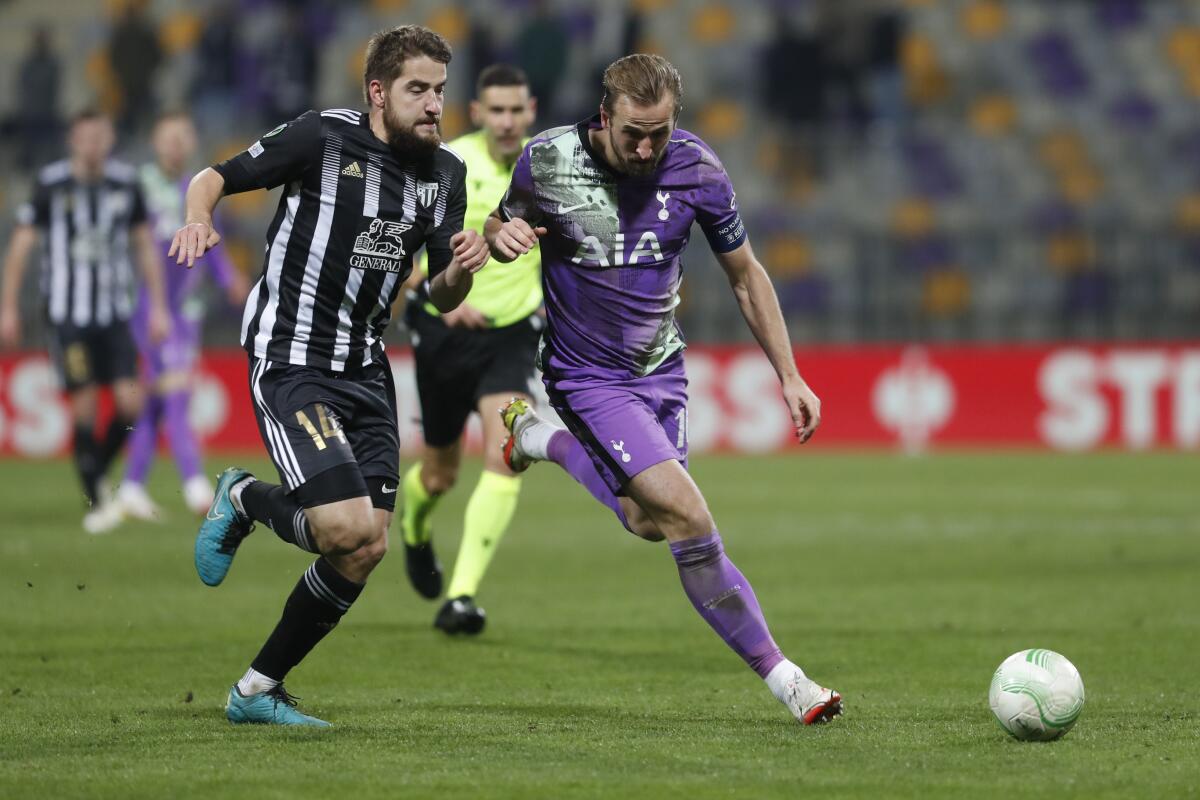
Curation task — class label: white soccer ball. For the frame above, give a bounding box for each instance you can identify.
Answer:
[988,648,1085,741]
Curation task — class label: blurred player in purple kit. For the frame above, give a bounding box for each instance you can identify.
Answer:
[117,112,248,520]
[485,54,842,724]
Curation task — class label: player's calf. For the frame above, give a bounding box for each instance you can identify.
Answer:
[622,501,666,542]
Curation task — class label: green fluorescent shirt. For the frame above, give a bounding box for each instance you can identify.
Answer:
[422,130,542,327]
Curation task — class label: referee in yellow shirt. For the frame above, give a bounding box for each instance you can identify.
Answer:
[401,65,541,634]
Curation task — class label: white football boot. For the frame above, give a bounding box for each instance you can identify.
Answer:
[117,482,162,522]
[82,499,124,535]
[767,662,843,725]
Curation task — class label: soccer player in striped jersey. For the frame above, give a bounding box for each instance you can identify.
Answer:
[486,55,842,725]
[399,64,542,634]
[170,25,489,726]
[0,110,170,534]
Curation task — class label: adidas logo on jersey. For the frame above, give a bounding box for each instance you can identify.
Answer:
[341,161,363,178]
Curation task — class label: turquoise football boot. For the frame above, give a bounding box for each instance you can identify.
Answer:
[225,684,331,727]
[195,468,254,586]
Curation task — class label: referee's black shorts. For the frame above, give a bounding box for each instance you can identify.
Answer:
[406,301,541,448]
[48,321,138,392]
[246,355,400,511]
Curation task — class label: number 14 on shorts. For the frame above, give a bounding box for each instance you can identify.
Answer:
[295,404,348,451]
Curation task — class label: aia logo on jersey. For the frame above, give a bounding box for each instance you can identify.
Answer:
[351,218,412,272]
[570,230,663,268]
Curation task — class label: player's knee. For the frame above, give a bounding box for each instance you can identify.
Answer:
[357,529,388,568]
[317,507,378,555]
[423,470,457,495]
[658,506,715,541]
[420,460,458,495]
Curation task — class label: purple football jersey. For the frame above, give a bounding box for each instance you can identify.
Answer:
[132,164,235,332]
[499,115,746,378]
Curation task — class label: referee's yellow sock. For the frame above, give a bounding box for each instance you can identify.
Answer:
[446,470,521,598]
[400,463,440,546]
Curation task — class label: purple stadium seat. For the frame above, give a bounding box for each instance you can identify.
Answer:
[1027,32,1091,98]
[1094,0,1145,32]
[1108,92,1158,130]
[1028,200,1080,234]
[902,235,956,273]
[778,275,831,315]
[902,134,964,198]
[1063,270,1111,314]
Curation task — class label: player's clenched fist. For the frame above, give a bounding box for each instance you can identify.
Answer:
[492,218,547,260]
[168,221,222,268]
[451,229,490,273]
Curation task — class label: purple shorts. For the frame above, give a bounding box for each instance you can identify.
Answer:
[543,353,689,495]
[132,311,200,382]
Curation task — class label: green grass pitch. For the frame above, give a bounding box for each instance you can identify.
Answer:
[0,452,1196,799]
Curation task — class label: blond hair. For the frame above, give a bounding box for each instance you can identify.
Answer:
[601,54,683,117]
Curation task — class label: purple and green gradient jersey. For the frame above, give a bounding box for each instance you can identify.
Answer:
[499,116,746,378]
[134,163,235,326]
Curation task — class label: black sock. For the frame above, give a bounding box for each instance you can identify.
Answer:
[250,558,365,681]
[73,424,100,506]
[95,415,134,477]
[240,480,319,553]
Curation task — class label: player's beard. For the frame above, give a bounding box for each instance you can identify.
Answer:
[383,106,441,159]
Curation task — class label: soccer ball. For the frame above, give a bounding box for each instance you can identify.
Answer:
[988,648,1085,741]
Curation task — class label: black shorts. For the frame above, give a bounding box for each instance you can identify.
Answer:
[48,321,139,392]
[247,355,400,511]
[407,302,541,448]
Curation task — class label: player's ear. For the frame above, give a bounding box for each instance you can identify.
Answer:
[599,104,609,129]
[368,79,387,110]
[469,99,482,127]
[527,96,538,128]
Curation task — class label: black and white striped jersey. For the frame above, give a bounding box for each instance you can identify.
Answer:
[215,108,467,371]
[16,160,148,327]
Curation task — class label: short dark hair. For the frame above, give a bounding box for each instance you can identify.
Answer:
[475,63,529,97]
[363,25,453,104]
[601,54,683,117]
[70,107,108,128]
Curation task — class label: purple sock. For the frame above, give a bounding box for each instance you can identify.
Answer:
[669,531,785,678]
[547,430,630,529]
[124,395,163,484]
[162,390,202,481]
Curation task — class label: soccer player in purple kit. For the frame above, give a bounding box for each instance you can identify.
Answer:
[485,54,842,725]
[117,112,248,521]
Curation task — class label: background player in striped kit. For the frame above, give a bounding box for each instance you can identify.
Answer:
[486,55,842,725]
[399,64,541,634]
[170,25,488,726]
[115,112,249,521]
[0,110,169,534]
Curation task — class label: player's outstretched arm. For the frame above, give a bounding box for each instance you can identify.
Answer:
[168,167,225,268]
[716,240,821,443]
[0,225,36,349]
[428,229,489,313]
[484,208,545,263]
